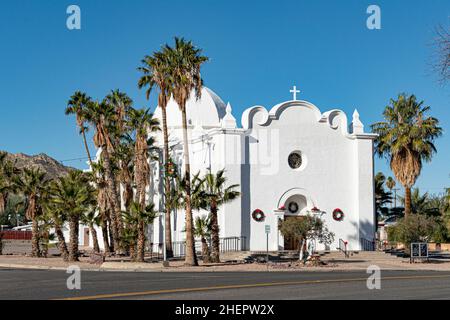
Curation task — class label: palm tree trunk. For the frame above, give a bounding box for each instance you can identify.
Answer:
[55,225,69,262]
[210,201,221,263]
[181,109,198,266]
[161,106,174,259]
[31,216,40,258]
[201,237,210,263]
[136,221,146,262]
[102,151,123,254]
[41,231,49,258]
[90,224,100,253]
[81,127,93,166]
[68,216,80,262]
[405,187,412,218]
[108,217,115,252]
[101,222,111,254]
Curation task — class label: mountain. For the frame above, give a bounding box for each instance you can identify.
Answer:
[3,152,75,180]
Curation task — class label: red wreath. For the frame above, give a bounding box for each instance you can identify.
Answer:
[333,208,344,221]
[252,209,265,222]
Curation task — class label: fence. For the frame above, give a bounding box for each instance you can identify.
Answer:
[149,236,247,259]
[360,238,376,251]
[0,231,32,240]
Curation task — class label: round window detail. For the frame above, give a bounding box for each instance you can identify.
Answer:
[288,202,299,214]
[288,152,303,169]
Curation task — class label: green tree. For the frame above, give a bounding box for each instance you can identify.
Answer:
[193,215,211,263]
[122,201,157,262]
[163,37,209,266]
[13,168,49,257]
[138,50,175,258]
[279,215,334,261]
[46,171,96,262]
[127,107,160,262]
[84,100,123,253]
[201,170,240,263]
[372,94,442,218]
[374,172,393,222]
[65,91,94,166]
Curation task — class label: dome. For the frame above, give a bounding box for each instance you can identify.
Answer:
[153,87,227,128]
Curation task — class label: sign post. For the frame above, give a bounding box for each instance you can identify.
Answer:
[265,225,271,263]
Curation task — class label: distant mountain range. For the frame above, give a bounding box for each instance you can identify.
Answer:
[3,152,74,180]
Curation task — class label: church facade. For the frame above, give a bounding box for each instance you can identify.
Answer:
[148,87,377,252]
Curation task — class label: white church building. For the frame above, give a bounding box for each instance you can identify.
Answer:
[145,87,377,253]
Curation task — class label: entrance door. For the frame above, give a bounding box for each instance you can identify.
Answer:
[283,216,304,250]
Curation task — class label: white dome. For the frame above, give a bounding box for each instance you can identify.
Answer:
[154,87,227,128]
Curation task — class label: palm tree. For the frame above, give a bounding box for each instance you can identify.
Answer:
[65,91,94,166]
[201,170,240,263]
[193,215,211,263]
[43,200,69,261]
[374,172,393,221]
[386,176,396,208]
[398,188,441,217]
[47,171,96,262]
[13,168,48,257]
[0,152,19,214]
[163,37,209,266]
[84,100,123,253]
[127,107,160,261]
[138,50,175,258]
[371,94,442,218]
[90,162,111,253]
[122,201,158,262]
[82,210,100,253]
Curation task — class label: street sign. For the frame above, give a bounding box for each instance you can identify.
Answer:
[411,243,428,262]
[265,225,271,234]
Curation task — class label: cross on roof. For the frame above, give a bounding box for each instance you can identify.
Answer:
[290,86,300,101]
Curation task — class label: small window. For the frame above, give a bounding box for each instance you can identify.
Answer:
[288,152,302,169]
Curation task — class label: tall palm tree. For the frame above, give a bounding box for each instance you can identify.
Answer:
[201,170,240,263]
[163,37,209,266]
[138,50,175,258]
[13,168,48,257]
[47,171,96,262]
[371,94,442,218]
[84,100,123,253]
[127,107,160,261]
[65,91,94,166]
[90,161,111,253]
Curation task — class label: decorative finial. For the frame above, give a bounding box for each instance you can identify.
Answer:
[290,86,300,101]
[351,109,364,133]
[221,102,237,129]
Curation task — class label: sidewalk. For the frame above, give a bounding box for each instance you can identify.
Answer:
[1,253,450,272]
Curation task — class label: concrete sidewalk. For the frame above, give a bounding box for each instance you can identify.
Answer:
[2,252,450,272]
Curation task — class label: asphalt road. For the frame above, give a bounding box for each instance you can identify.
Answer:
[1,268,450,300]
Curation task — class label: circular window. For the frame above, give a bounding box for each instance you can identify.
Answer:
[288,152,303,169]
[288,202,299,214]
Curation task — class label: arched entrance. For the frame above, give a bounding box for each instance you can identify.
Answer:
[276,188,317,251]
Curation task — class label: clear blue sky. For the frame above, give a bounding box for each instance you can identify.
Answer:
[0,0,448,195]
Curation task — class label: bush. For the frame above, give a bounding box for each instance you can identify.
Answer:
[387,215,447,250]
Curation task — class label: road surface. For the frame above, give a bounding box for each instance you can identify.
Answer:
[1,268,450,300]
